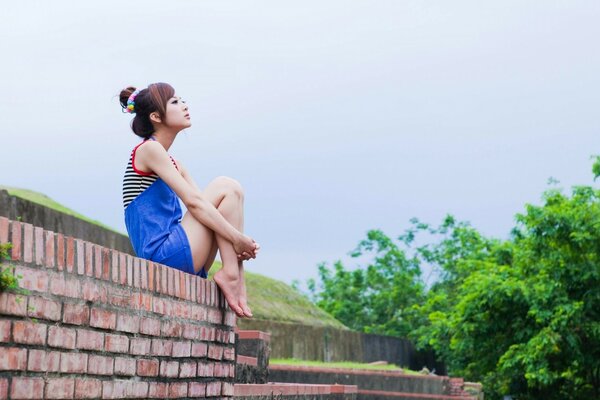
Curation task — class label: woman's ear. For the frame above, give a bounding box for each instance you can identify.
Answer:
[150,112,162,124]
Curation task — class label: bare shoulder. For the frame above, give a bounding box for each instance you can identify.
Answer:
[136,140,166,157]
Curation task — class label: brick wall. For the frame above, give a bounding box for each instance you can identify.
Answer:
[0,216,236,399]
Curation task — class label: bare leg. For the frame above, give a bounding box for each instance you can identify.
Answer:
[181,176,251,317]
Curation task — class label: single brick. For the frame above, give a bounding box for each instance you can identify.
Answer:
[191,342,208,357]
[105,333,129,353]
[160,265,168,294]
[224,310,237,327]
[87,354,114,375]
[152,297,165,315]
[111,250,119,283]
[147,261,155,291]
[102,248,111,281]
[222,382,235,396]
[63,276,81,298]
[206,381,221,397]
[10,377,44,399]
[197,362,214,377]
[161,320,182,337]
[0,292,27,316]
[139,317,161,336]
[126,256,133,286]
[102,380,127,399]
[116,313,139,334]
[63,302,89,325]
[129,381,149,398]
[76,329,104,351]
[94,245,102,279]
[168,382,188,398]
[34,226,44,265]
[0,216,9,243]
[107,286,130,308]
[27,349,60,372]
[182,324,200,340]
[140,259,148,289]
[27,296,62,321]
[45,378,74,399]
[0,320,10,342]
[179,361,197,378]
[172,340,192,357]
[0,378,8,400]
[167,268,175,296]
[130,337,151,355]
[137,358,159,377]
[23,223,33,263]
[10,221,22,260]
[82,280,104,303]
[56,233,65,270]
[133,258,141,288]
[44,230,55,268]
[207,308,222,324]
[150,338,172,356]
[223,347,235,361]
[113,357,135,376]
[60,353,88,373]
[214,362,228,377]
[207,344,224,360]
[15,266,48,293]
[65,237,75,272]
[90,307,117,330]
[191,305,208,321]
[159,360,179,378]
[49,274,66,296]
[148,382,168,399]
[119,253,127,286]
[48,326,76,349]
[0,347,27,371]
[189,382,206,397]
[13,320,46,345]
[74,378,102,399]
[82,241,92,276]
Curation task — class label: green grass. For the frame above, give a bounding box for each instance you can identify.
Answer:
[208,266,346,328]
[270,358,420,374]
[0,185,123,234]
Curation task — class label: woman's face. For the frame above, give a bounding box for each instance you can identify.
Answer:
[163,95,191,130]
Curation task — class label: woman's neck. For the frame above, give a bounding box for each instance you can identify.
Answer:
[151,129,178,151]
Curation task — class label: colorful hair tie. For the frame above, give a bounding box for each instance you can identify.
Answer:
[124,89,141,114]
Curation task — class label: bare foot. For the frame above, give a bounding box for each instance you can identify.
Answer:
[213,269,244,317]
[238,263,253,318]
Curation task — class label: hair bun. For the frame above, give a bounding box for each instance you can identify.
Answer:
[119,86,137,110]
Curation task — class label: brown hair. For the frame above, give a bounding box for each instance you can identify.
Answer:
[119,83,175,139]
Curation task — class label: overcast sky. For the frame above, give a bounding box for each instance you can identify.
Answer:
[1,1,599,286]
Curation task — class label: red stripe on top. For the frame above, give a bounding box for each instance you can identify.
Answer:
[131,139,179,176]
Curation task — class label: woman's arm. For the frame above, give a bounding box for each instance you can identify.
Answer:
[135,141,257,256]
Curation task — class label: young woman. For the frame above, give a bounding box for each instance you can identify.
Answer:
[120,82,259,318]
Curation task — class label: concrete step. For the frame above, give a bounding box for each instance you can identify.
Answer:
[269,365,449,396]
[235,382,357,399]
[359,389,476,400]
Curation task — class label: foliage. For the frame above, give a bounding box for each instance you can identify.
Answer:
[307,230,425,337]
[309,176,600,399]
[0,243,21,293]
[408,186,600,399]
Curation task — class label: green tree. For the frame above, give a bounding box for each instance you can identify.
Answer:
[308,229,425,337]
[411,186,600,399]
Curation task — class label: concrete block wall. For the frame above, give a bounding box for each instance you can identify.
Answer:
[0,216,236,399]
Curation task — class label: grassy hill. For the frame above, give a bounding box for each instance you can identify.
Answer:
[1,185,346,328]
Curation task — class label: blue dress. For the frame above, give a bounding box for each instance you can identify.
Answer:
[124,148,207,278]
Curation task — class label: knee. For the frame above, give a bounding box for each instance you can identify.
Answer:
[213,176,244,199]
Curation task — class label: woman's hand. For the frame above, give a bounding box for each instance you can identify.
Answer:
[234,234,260,261]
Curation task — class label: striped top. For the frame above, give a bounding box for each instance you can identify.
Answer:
[122,140,178,208]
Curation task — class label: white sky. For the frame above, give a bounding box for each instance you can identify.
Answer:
[1,1,599,285]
